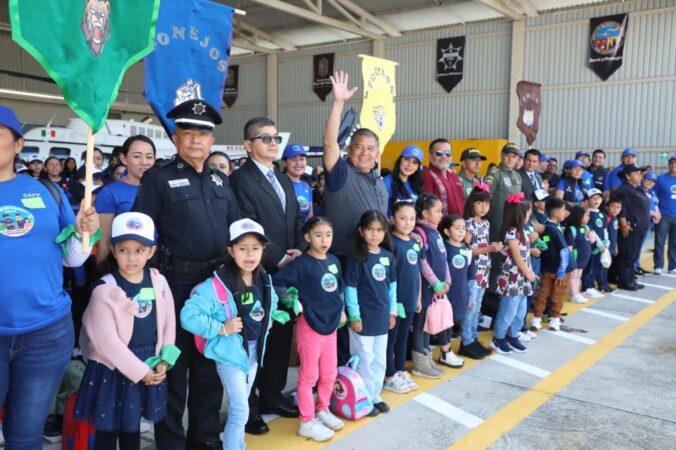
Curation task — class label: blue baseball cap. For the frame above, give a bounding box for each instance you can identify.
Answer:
[669,154,676,162]
[622,147,637,157]
[575,150,591,159]
[564,159,584,170]
[400,144,423,163]
[539,153,550,162]
[0,105,23,137]
[643,171,657,181]
[282,143,307,159]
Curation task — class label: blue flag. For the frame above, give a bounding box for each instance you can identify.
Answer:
[144,0,233,135]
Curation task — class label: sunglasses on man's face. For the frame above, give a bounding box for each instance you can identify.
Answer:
[434,150,452,157]
[249,134,282,145]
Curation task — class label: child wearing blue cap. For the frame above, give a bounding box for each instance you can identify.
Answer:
[282,144,313,222]
[383,145,424,217]
[636,171,660,274]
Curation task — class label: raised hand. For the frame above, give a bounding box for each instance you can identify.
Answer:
[330,71,358,103]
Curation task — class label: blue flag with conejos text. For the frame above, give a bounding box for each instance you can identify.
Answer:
[144,0,234,135]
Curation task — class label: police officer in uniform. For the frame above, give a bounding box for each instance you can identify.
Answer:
[612,164,650,291]
[484,143,523,288]
[133,100,240,450]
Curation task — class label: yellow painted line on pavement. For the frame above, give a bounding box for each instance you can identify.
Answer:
[451,283,676,450]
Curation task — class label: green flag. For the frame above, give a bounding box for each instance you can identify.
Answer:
[9,0,160,133]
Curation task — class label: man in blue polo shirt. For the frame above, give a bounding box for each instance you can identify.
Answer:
[653,155,676,274]
[604,147,638,193]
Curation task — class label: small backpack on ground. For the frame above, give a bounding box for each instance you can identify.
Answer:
[62,393,95,450]
[330,355,373,420]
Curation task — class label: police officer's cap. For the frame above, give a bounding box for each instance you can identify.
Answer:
[167,99,222,132]
[618,164,642,178]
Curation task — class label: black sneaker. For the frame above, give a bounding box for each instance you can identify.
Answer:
[601,285,616,293]
[374,401,390,413]
[506,335,527,353]
[458,342,485,360]
[366,407,380,417]
[475,340,492,356]
[490,337,512,355]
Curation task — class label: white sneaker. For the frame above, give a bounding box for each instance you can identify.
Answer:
[400,371,419,391]
[669,268,676,274]
[518,331,532,342]
[530,316,542,330]
[584,288,604,298]
[526,330,537,339]
[439,350,464,368]
[316,410,344,431]
[654,268,663,275]
[298,418,335,442]
[549,317,561,331]
[570,294,589,304]
[383,373,410,394]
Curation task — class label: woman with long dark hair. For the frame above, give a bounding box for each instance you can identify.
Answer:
[383,145,424,217]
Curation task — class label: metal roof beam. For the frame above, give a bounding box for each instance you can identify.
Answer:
[511,0,539,18]
[236,21,297,51]
[247,0,384,40]
[474,0,524,21]
[333,0,402,37]
[232,38,275,54]
[301,0,322,14]
[325,0,363,29]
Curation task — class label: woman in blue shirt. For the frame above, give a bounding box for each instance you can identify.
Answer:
[95,135,156,264]
[383,145,424,217]
[282,144,313,222]
[0,106,101,449]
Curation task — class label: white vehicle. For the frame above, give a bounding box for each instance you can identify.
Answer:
[20,117,250,164]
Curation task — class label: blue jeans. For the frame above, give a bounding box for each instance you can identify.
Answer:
[0,314,74,450]
[461,281,486,345]
[494,295,527,340]
[582,253,603,291]
[386,312,415,377]
[654,214,676,271]
[216,342,258,450]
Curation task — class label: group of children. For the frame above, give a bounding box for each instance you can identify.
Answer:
[72,180,625,449]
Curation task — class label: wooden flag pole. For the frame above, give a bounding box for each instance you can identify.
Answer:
[82,126,95,252]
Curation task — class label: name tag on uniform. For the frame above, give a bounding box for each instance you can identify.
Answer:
[138,288,156,301]
[168,178,190,188]
[328,264,339,274]
[459,248,470,258]
[21,197,46,209]
[380,257,390,266]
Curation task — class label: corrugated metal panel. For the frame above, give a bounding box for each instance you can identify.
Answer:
[0,32,24,90]
[519,80,676,151]
[525,7,676,84]
[522,2,676,152]
[386,20,511,46]
[527,0,675,27]
[216,107,267,145]
[228,55,267,108]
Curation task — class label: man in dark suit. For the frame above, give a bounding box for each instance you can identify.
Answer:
[229,117,304,435]
[518,148,545,201]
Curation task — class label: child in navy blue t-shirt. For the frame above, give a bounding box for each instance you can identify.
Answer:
[439,215,476,357]
[412,194,458,377]
[601,197,622,291]
[384,201,421,395]
[565,206,596,304]
[345,210,397,416]
[274,217,346,441]
[582,189,608,297]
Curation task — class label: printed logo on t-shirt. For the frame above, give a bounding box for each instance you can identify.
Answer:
[595,217,603,228]
[321,273,338,292]
[297,195,310,212]
[371,263,387,281]
[613,220,619,230]
[451,254,466,269]
[131,288,155,319]
[406,248,418,265]
[0,206,35,238]
[436,237,446,253]
[250,300,265,322]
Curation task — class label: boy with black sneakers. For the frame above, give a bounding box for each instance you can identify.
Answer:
[600,196,622,292]
[582,189,609,297]
[531,197,573,331]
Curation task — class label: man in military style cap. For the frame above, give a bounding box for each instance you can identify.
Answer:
[134,99,240,450]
